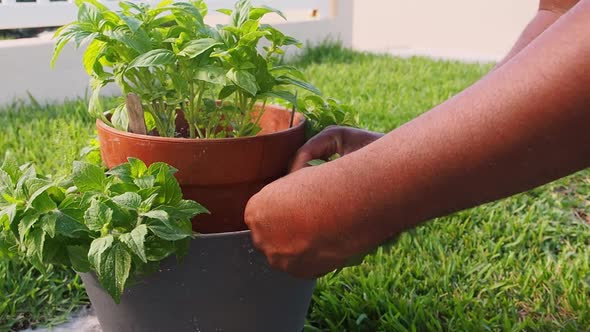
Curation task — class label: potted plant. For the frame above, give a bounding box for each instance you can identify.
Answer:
[1,0,358,331]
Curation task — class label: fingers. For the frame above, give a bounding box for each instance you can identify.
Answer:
[289,128,341,172]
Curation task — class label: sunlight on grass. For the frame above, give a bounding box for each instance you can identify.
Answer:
[1,44,588,331]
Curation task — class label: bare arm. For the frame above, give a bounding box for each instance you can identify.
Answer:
[495,0,580,68]
[288,0,581,173]
[245,1,590,278]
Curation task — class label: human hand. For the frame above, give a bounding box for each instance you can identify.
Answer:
[539,0,581,13]
[245,164,379,279]
[245,126,388,278]
[289,126,384,172]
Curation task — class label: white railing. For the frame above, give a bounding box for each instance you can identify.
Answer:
[0,0,334,30]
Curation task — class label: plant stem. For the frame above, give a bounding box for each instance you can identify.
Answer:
[195,82,206,138]
[252,98,267,129]
[187,85,197,139]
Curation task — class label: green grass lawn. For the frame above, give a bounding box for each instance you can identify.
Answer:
[1,45,589,331]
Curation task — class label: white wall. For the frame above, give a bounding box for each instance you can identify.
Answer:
[0,37,120,105]
[352,0,538,62]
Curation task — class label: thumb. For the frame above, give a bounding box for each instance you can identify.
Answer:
[289,131,341,172]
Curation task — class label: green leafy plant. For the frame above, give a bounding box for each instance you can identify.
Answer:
[297,96,359,138]
[0,153,208,303]
[51,0,357,139]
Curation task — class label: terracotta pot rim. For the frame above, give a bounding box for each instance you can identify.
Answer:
[96,106,306,145]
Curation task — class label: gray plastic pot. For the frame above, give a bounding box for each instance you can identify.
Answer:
[80,231,316,332]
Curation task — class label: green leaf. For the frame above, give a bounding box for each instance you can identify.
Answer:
[78,3,102,26]
[15,164,36,197]
[111,192,142,211]
[67,245,91,272]
[241,19,259,33]
[30,191,58,214]
[307,159,327,167]
[110,103,129,131]
[269,65,307,81]
[41,236,69,266]
[104,29,151,54]
[227,69,259,96]
[118,0,143,12]
[194,66,227,85]
[103,200,135,230]
[161,200,209,220]
[84,199,113,232]
[25,228,45,263]
[147,162,177,177]
[0,169,14,194]
[73,30,99,48]
[88,77,105,118]
[171,2,205,25]
[46,186,66,206]
[145,235,175,261]
[250,6,286,21]
[218,85,237,100]
[83,39,106,75]
[276,76,322,95]
[98,242,131,303]
[217,8,232,16]
[73,161,106,193]
[137,187,160,201]
[134,175,155,190]
[259,90,297,106]
[120,224,148,263]
[28,253,46,273]
[0,204,17,227]
[109,183,140,195]
[128,49,176,68]
[106,163,133,183]
[119,14,142,32]
[18,213,41,244]
[128,158,148,178]
[1,152,21,184]
[178,38,222,58]
[239,31,271,45]
[55,209,90,238]
[41,213,57,238]
[88,235,114,271]
[231,0,251,28]
[25,179,53,207]
[174,237,191,261]
[148,216,193,241]
[139,194,158,212]
[142,210,169,222]
[154,170,182,206]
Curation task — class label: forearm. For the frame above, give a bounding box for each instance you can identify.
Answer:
[308,1,590,254]
[495,0,581,69]
[495,10,562,69]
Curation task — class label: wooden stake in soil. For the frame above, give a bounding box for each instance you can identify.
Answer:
[126,93,147,135]
[289,91,297,128]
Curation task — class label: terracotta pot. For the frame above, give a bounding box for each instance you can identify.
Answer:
[97,104,305,233]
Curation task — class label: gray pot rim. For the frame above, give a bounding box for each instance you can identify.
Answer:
[195,229,251,240]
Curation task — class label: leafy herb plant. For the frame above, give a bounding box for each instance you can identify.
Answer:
[0,153,208,302]
[51,0,356,139]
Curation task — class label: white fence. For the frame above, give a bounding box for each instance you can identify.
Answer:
[0,0,334,29]
[0,0,352,104]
